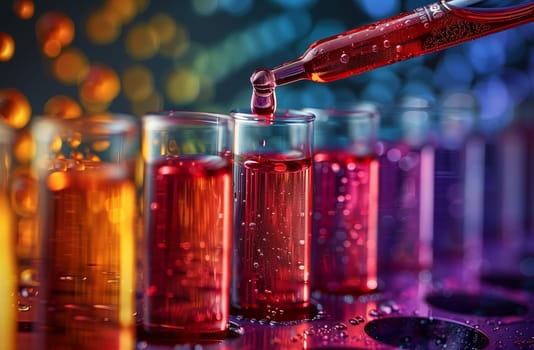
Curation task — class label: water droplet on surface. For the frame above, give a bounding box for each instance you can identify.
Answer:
[340,53,349,64]
[334,322,347,330]
[371,45,378,53]
[383,40,391,48]
[396,45,403,53]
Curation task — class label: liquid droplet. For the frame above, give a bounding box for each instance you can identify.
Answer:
[371,45,378,53]
[383,40,391,48]
[250,68,276,116]
[340,53,349,64]
[396,45,403,53]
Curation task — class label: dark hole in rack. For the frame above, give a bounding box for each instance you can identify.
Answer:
[364,316,490,349]
[425,292,528,317]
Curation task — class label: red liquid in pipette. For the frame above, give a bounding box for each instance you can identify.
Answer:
[251,1,534,115]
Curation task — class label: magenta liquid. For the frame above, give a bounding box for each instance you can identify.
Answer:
[232,154,312,321]
[312,151,379,294]
[143,155,233,334]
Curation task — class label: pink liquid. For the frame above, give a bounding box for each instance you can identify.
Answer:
[143,155,233,334]
[312,151,379,294]
[232,154,312,321]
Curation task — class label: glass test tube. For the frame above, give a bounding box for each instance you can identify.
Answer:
[0,122,17,350]
[142,111,234,337]
[431,103,484,290]
[377,105,435,274]
[305,108,379,295]
[231,109,314,321]
[31,114,138,350]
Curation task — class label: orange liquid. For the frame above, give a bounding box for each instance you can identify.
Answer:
[36,162,136,350]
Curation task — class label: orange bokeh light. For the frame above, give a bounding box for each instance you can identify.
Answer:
[0,88,32,129]
[44,95,83,119]
[79,64,121,104]
[13,0,35,20]
[36,12,75,57]
[0,33,15,62]
[86,9,121,45]
[52,48,89,85]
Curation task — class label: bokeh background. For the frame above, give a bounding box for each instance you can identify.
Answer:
[0,0,533,129]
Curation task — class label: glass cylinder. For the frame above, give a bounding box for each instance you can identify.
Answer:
[377,105,435,274]
[231,109,314,322]
[431,103,484,289]
[306,108,379,294]
[141,111,234,337]
[31,114,138,350]
[0,122,17,350]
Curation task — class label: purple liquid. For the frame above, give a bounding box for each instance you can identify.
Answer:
[232,154,312,321]
[312,151,379,294]
[143,155,233,334]
[378,142,434,272]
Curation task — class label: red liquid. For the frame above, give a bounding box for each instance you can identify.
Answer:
[232,154,312,321]
[312,151,379,294]
[143,155,233,334]
[251,2,534,115]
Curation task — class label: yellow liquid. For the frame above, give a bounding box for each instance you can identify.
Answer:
[36,162,136,350]
[0,193,16,350]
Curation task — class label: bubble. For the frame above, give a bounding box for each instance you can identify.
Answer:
[340,53,349,64]
[0,88,32,129]
[44,95,83,119]
[10,171,38,216]
[125,22,159,60]
[372,44,378,53]
[0,32,15,62]
[13,131,35,164]
[36,12,75,57]
[47,171,69,191]
[52,48,89,85]
[13,0,34,19]
[383,40,391,48]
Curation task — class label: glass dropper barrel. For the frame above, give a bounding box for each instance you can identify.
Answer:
[269,0,534,86]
